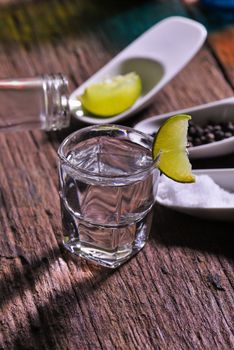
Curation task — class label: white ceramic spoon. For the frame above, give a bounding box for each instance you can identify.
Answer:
[69,16,207,124]
[156,168,234,222]
[134,96,234,159]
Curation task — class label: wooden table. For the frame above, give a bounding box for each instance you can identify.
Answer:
[0,1,234,349]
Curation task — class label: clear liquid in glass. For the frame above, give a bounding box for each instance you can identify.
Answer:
[59,135,159,268]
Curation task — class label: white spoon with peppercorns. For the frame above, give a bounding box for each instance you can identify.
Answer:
[134,96,234,159]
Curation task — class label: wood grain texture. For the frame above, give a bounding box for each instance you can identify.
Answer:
[0,1,234,349]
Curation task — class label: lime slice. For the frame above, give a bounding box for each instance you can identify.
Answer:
[152,114,195,183]
[80,72,142,117]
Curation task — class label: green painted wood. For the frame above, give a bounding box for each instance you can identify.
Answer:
[0,0,187,46]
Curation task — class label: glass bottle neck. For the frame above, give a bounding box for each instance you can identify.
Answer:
[0,74,70,132]
[42,74,70,131]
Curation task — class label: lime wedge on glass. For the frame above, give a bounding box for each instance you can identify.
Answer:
[80,72,142,117]
[152,114,195,183]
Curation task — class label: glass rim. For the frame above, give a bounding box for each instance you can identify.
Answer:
[58,124,158,179]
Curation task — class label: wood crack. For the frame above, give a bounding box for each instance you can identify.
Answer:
[213,294,234,338]
[218,257,234,291]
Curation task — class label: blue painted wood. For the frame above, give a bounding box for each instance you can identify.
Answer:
[96,0,187,52]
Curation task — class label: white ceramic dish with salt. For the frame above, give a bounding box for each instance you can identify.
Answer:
[156,168,234,221]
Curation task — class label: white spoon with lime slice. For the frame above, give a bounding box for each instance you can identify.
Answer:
[69,16,207,125]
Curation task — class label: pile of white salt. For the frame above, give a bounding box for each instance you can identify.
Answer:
[156,174,234,208]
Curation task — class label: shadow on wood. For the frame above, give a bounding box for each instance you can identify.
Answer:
[0,244,115,348]
[150,204,234,261]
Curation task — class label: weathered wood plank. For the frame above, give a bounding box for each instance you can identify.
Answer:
[183,0,234,89]
[209,27,234,88]
[0,1,234,349]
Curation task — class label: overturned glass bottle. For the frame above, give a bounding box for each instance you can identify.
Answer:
[0,74,70,132]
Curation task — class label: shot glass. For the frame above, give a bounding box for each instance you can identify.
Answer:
[58,125,160,268]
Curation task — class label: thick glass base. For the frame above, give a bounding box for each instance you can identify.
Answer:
[63,211,153,268]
